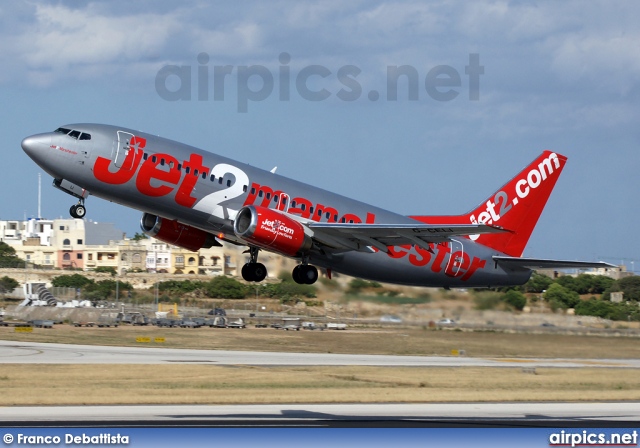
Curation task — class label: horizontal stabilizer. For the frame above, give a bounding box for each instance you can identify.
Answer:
[493,256,616,271]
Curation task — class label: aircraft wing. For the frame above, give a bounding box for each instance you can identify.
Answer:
[493,256,616,271]
[307,222,508,253]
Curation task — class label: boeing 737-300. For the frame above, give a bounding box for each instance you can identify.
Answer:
[21,124,611,287]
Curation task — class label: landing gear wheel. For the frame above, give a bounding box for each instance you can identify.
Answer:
[74,204,86,218]
[241,262,267,282]
[302,265,318,284]
[69,201,86,219]
[292,265,318,285]
[292,265,304,284]
[252,263,267,282]
[241,264,255,282]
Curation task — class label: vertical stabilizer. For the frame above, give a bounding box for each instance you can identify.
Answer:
[410,151,567,257]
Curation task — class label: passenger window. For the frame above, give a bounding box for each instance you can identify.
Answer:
[160,158,165,166]
[143,153,148,160]
[258,191,263,198]
[243,185,248,192]
[227,179,231,187]
[152,155,157,163]
[266,193,271,200]
[251,187,256,194]
[274,195,279,203]
[310,207,314,214]
[202,172,207,179]
[218,177,223,184]
[291,201,297,208]
[177,163,182,171]
[210,174,215,182]
[301,204,306,211]
[194,169,199,176]
[185,166,190,174]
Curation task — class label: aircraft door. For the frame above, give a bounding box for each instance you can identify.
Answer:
[78,133,92,162]
[277,193,290,212]
[445,239,465,277]
[114,131,136,168]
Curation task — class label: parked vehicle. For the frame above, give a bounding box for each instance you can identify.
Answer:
[437,318,456,326]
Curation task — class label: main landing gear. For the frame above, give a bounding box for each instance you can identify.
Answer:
[241,247,267,282]
[292,264,318,285]
[240,247,319,285]
[69,200,86,219]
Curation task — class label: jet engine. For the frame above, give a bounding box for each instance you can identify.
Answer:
[234,206,312,256]
[140,213,221,252]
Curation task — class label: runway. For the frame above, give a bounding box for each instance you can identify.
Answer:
[1,403,639,426]
[1,340,639,426]
[2,340,639,368]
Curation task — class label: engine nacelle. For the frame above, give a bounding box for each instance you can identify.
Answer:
[140,213,220,252]
[234,206,312,256]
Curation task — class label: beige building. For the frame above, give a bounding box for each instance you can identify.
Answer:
[51,219,86,270]
[84,243,119,272]
[117,240,147,274]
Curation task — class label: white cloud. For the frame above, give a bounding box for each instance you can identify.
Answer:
[12,3,182,86]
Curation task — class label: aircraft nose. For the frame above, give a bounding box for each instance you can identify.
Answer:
[21,134,50,161]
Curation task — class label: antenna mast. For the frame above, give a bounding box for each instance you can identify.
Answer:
[38,173,42,219]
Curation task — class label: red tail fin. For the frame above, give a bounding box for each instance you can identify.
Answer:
[410,151,567,257]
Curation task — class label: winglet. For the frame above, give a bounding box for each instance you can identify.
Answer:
[411,151,566,257]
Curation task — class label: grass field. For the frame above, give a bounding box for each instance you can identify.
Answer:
[2,325,640,405]
[2,324,640,359]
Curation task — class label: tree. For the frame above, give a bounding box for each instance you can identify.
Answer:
[204,276,248,299]
[131,232,148,241]
[543,283,580,310]
[523,273,553,293]
[84,279,134,300]
[94,266,117,276]
[575,297,640,321]
[0,242,25,268]
[158,280,204,294]
[0,276,19,293]
[607,277,640,302]
[51,274,94,288]
[503,290,527,311]
[590,275,615,295]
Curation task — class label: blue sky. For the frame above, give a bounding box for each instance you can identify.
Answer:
[3,1,639,267]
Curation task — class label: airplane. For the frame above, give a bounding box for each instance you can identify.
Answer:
[21,124,612,288]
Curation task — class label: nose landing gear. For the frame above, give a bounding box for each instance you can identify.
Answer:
[69,200,86,219]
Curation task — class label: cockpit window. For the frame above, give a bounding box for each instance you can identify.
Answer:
[54,128,91,141]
